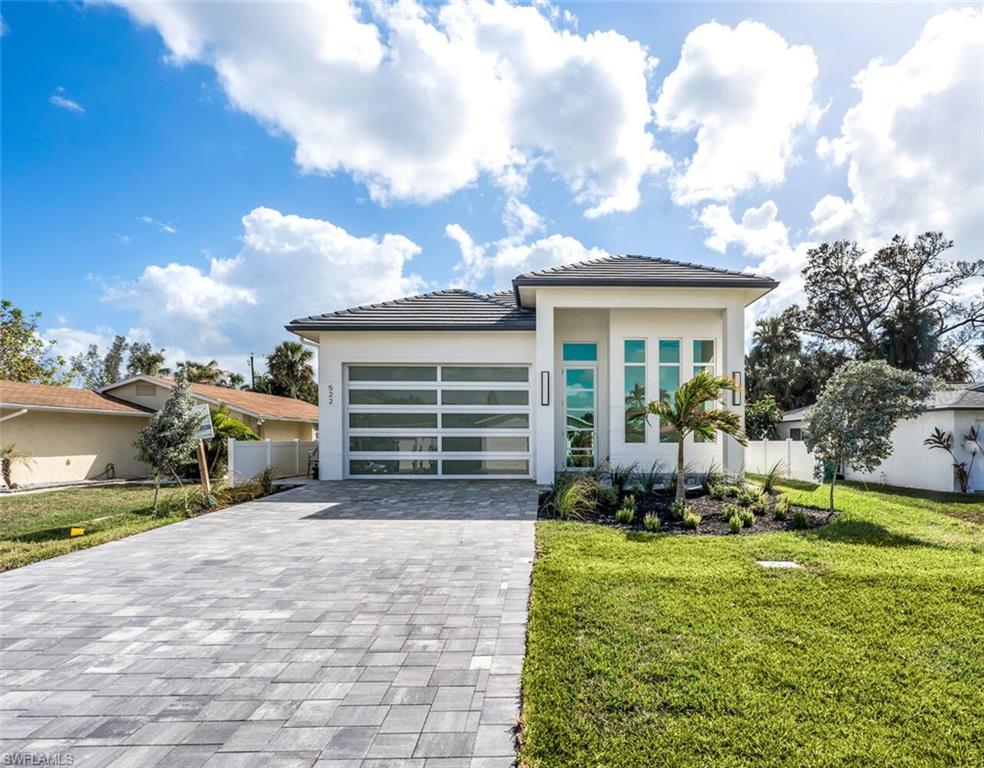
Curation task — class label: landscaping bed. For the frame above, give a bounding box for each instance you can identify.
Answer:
[538,468,829,535]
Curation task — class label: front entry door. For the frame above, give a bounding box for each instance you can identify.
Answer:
[564,366,596,468]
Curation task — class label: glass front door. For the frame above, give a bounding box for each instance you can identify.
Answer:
[565,366,596,468]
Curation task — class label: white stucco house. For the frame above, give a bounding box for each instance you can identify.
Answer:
[778,383,984,493]
[287,255,778,483]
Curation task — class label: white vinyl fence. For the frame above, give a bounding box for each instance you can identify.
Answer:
[745,439,815,481]
[228,438,317,486]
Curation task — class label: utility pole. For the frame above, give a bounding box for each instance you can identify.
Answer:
[249,353,256,390]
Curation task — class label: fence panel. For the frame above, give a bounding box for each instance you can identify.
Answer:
[228,439,317,486]
[745,439,814,481]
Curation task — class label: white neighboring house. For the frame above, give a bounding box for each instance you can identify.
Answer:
[778,383,984,493]
[286,255,778,483]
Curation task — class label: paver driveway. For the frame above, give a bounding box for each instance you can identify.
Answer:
[0,481,538,768]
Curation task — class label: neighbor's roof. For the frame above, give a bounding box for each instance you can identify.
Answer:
[782,382,984,422]
[285,289,536,333]
[511,254,779,291]
[0,380,153,416]
[103,376,319,423]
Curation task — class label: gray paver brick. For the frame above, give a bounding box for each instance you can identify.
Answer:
[0,481,534,766]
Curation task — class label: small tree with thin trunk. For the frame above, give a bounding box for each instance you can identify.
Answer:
[637,371,747,502]
[134,377,201,513]
[804,361,934,512]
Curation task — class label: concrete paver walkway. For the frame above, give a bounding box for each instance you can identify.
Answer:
[0,481,538,767]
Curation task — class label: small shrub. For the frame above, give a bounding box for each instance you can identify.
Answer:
[595,484,619,511]
[761,460,785,494]
[669,498,688,520]
[740,508,755,528]
[710,483,741,500]
[549,474,594,519]
[638,461,665,494]
[615,494,636,524]
[682,510,701,530]
[750,493,769,516]
[728,514,742,534]
[608,462,638,497]
[643,513,661,532]
[722,502,742,520]
[774,495,790,520]
[701,459,724,493]
[792,508,809,529]
[737,487,760,507]
[254,466,278,496]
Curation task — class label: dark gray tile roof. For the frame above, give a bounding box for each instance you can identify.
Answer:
[512,254,778,289]
[286,289,536,332]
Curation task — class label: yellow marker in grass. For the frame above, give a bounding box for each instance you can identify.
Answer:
[69,527,85,537]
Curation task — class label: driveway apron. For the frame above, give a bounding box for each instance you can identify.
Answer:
[0,480,538,768]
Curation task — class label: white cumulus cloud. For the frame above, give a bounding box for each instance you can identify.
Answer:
[813,8,984,258]
[108,0,667,217]
[654,20,821,205]
[101,207,425,353]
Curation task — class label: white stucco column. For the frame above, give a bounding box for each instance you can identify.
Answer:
[317,333,344,480]
[722,303,746,475]
[534,300,556,484]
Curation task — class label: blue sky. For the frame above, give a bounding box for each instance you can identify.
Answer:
[2,1,981,376]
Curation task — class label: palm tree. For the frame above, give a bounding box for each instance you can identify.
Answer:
[1,443,33,488]
[266,341,314,400]
[127,343,170,377]
[176,359,224,385]
[636,371,747,502]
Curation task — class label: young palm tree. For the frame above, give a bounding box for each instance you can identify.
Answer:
[176,359,224,385]
[636,371,747,501]
[266,341,315,400]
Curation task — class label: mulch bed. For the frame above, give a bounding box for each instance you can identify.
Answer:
[538,488,831,535]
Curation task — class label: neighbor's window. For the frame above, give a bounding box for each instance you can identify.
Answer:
[658,340,680,443]
[624,339,646,444]
[562,342,597,362]
[693,340,716,443]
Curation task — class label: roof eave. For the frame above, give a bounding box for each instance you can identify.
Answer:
[285,323,536,333]
[0,402,151,417]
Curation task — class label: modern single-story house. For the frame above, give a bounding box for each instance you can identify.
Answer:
[100,375,319,441]
[778,382,984,492]
[286,255,778,483]
[0,380,154,486]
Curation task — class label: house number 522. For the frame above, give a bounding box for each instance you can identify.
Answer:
[327,384,334,405]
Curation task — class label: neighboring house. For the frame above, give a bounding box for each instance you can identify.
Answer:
[286,255,778,482]
[779,382,984,493]
[100,376,318,441]
[0,380,153,486]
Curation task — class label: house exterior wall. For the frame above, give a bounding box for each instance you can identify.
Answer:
[779,409,980,493]
[259,419,317,441]
[108,380,172,409]
[0,409,151,486]
[531,286,750,481]
[317,331,537,480]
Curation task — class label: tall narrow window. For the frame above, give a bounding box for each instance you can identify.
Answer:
[693,339,716,443]
[624,339,646,443]
[658,340,680,443]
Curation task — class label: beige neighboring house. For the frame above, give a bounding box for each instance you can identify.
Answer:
[100,376,318,441]
[0,377,318,489]
[0,380,154,487]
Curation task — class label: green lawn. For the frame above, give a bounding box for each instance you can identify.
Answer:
[0,485,190,571]
[522,479,984,768]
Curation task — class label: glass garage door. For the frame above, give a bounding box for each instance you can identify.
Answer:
[345,365,531,478]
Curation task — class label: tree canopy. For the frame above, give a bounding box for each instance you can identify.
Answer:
[0,300,64,384]
[790,232,983,380]
[803,361,934,511]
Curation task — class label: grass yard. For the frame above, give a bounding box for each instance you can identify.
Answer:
[522,479,984,768]
[1,485,196,571]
